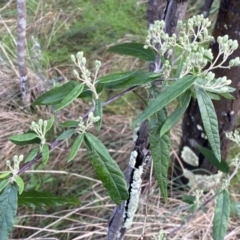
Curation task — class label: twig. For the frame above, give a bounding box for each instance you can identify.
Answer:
[17,85,137,175]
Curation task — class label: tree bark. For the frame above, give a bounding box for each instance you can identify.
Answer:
[174,0,240,184]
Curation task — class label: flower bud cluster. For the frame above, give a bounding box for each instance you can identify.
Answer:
[30,119,47,145]
[226,130,240,146]
[76,112,100,134]
[145,15,239,94]
[71,52,101,99]
[6,155,24,176]
[196,74,234,93]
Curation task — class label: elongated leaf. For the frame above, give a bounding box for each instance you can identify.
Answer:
[197,145,229,173]
[68,134,84,162]
[9,132,40,146]
[219,92,235,100]
[94,99,102,130]
[9,133,38,142]
[56,129,75,141]
[195,87,221,161]
[181,195,196,204]
[133,75,195,125]
[0,179,9,193]
[24,147,39,163]
[55,83,84,110]
[84,133,128,204]
[104,71,161,89]
[149,107,170,203]
[98,71,137,84]
[0,184,18,240]
[59,120,79,128]
[108,42,155,61]
[0,172,10,179]
[160,90,191,137]
[18,190,80,207]
[207,91,221,100]
[33,81,78,105]
[42,144,49,164]
[213,190,230,240]
[15,176,24,194]
[46,115,55,132]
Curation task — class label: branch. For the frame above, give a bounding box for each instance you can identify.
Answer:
[17,85,137,176]
[17,0,30,105]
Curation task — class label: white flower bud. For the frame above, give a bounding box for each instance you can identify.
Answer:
[73,69,79,78]
[223,35,229,42]
[76,51,83,60]
[71,54,76,62]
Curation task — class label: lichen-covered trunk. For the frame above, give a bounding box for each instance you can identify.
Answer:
[174,0,240,184]
[17,0,30,106]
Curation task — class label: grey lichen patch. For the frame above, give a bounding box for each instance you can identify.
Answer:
[123,165,143,229]
[181,146,199,167]
[183,169,223,191]
[129,151,138,168]
[197,124,203,131]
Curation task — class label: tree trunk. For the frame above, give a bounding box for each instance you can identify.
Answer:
[174,0,240,184]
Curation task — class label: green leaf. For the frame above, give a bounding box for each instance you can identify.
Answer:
[42,144,50,164]
[0,179,9,193]
[213,190,230,240]
[197,145,229,173]
[33,81,79,105]
[55,83,84,110]
[0,172,10,179]
[84,133,128,204]
[98,71,137,84]
[24,147,39,163]
[15,176,24,194]
[59,120,79,128]
[108,42,155,61]
[103,71,161,89]
[195,87,221,161]
[68,134,84,162]
[207,91,221,100]
[160,90,191,137]
[133,75,195,125]
[56,129,75,141]
[9,133,38,142]
[94,99,102,130]
[149,108,170,203]
[175,58,184,78]
[46,115,55,132]
[0,184,18,240]
[219,92,235,100]
[9,132,40,146]
[18,190,80,207]
[181,195,196,204]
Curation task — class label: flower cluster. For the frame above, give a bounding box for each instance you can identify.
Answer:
[76,112,100,134]
[6,155,24,177]
[71,52,101,99]
[30,119,48,145]
[145,14,240,94]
